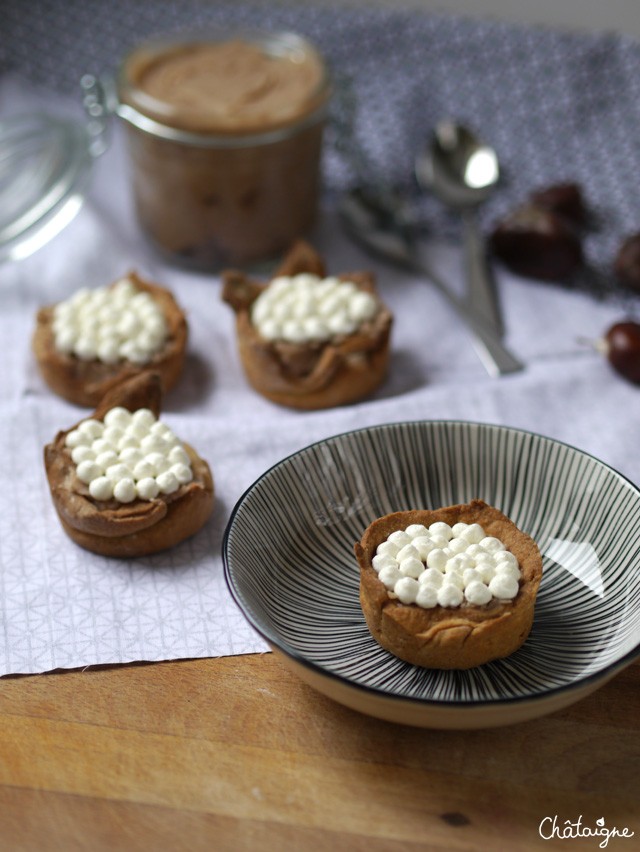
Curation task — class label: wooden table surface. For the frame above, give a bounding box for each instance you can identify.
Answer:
[0,652,638,852]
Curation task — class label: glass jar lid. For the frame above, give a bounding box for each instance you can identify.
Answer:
[0,112,94,262]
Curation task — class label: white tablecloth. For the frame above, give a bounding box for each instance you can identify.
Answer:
[1,75,638,675]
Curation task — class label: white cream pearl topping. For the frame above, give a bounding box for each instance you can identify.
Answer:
[372,521,521,608]
[65,407,193,503]
[250,274,378,343]
[52,277,168,365]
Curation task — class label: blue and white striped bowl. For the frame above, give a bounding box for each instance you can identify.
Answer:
[223,421,640,728]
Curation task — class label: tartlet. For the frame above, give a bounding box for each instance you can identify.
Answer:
[33,271,188,407]
[44,371,214,558]
[355,500,542,669]
[222,240,393,410]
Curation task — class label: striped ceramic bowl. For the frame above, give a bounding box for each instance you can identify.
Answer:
[223,421,640,729]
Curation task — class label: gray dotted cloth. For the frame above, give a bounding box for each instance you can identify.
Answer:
[3,0,640,299]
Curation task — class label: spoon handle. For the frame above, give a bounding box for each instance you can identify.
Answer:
[411,256,524,376]
[465,316,524,376]
[463,210,504,336]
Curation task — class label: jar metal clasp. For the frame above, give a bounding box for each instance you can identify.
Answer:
[80,74,114,158]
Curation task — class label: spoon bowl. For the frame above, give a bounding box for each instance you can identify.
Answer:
[415,121,504,335]
[416,121,500,209]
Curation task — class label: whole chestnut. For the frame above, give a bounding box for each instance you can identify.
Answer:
[490,204,583,282]
[529,182,587,228]
[603,321,640,384]
[614,232,640,294]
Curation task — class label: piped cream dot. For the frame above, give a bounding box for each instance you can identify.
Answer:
[136,477,160,500]
[429,522,453,540]
[89,476,114,501]
[418,567,444,588]
[394,576,419,604]
[372,553,397,573]
[140,433,168,454]
[396,543,420,563]
[399,557,423,579]
[426,549,447,571]
[413,536,436,560]
[145,452,170,475]
[133,460,155,480]
[91,438,114,455]
[156,470,179,494]
[376,540,400,558]
[406,524,429,538]
[489,575,520,600]
[106,463,133,481]
[103,407,132,429]
[465,580,493,605]
[168,445,190,467]
[71,446,95,464]
[65,429,89,449]
[113,478,136,503]
[388,530,412,547]
[170,463,193,485]
[119,447,144,466]
[378,564,400,590]
[131,408,156,428]
[480,536,505,554]
[437,584,463,607]
[76,460,102,484]
[415,585,438,608]
[95,450,118,471]
[78,419,104,440]
[102,426,124,446]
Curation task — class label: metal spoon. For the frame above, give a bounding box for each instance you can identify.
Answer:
[339,185,524,376]
[415,121,504,336]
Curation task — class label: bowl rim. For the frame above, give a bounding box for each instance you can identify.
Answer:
[222,418,640,710]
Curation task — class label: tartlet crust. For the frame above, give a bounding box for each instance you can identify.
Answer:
[221,240,393,410]
[354,500,543,669]
[44,372,214,558]
[33,271,188,408]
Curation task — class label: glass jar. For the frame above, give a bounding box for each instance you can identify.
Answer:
[115,31,332,270]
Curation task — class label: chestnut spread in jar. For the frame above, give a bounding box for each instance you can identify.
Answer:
[117,33,331,269]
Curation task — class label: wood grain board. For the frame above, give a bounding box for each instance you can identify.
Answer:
[0,654,638,851]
